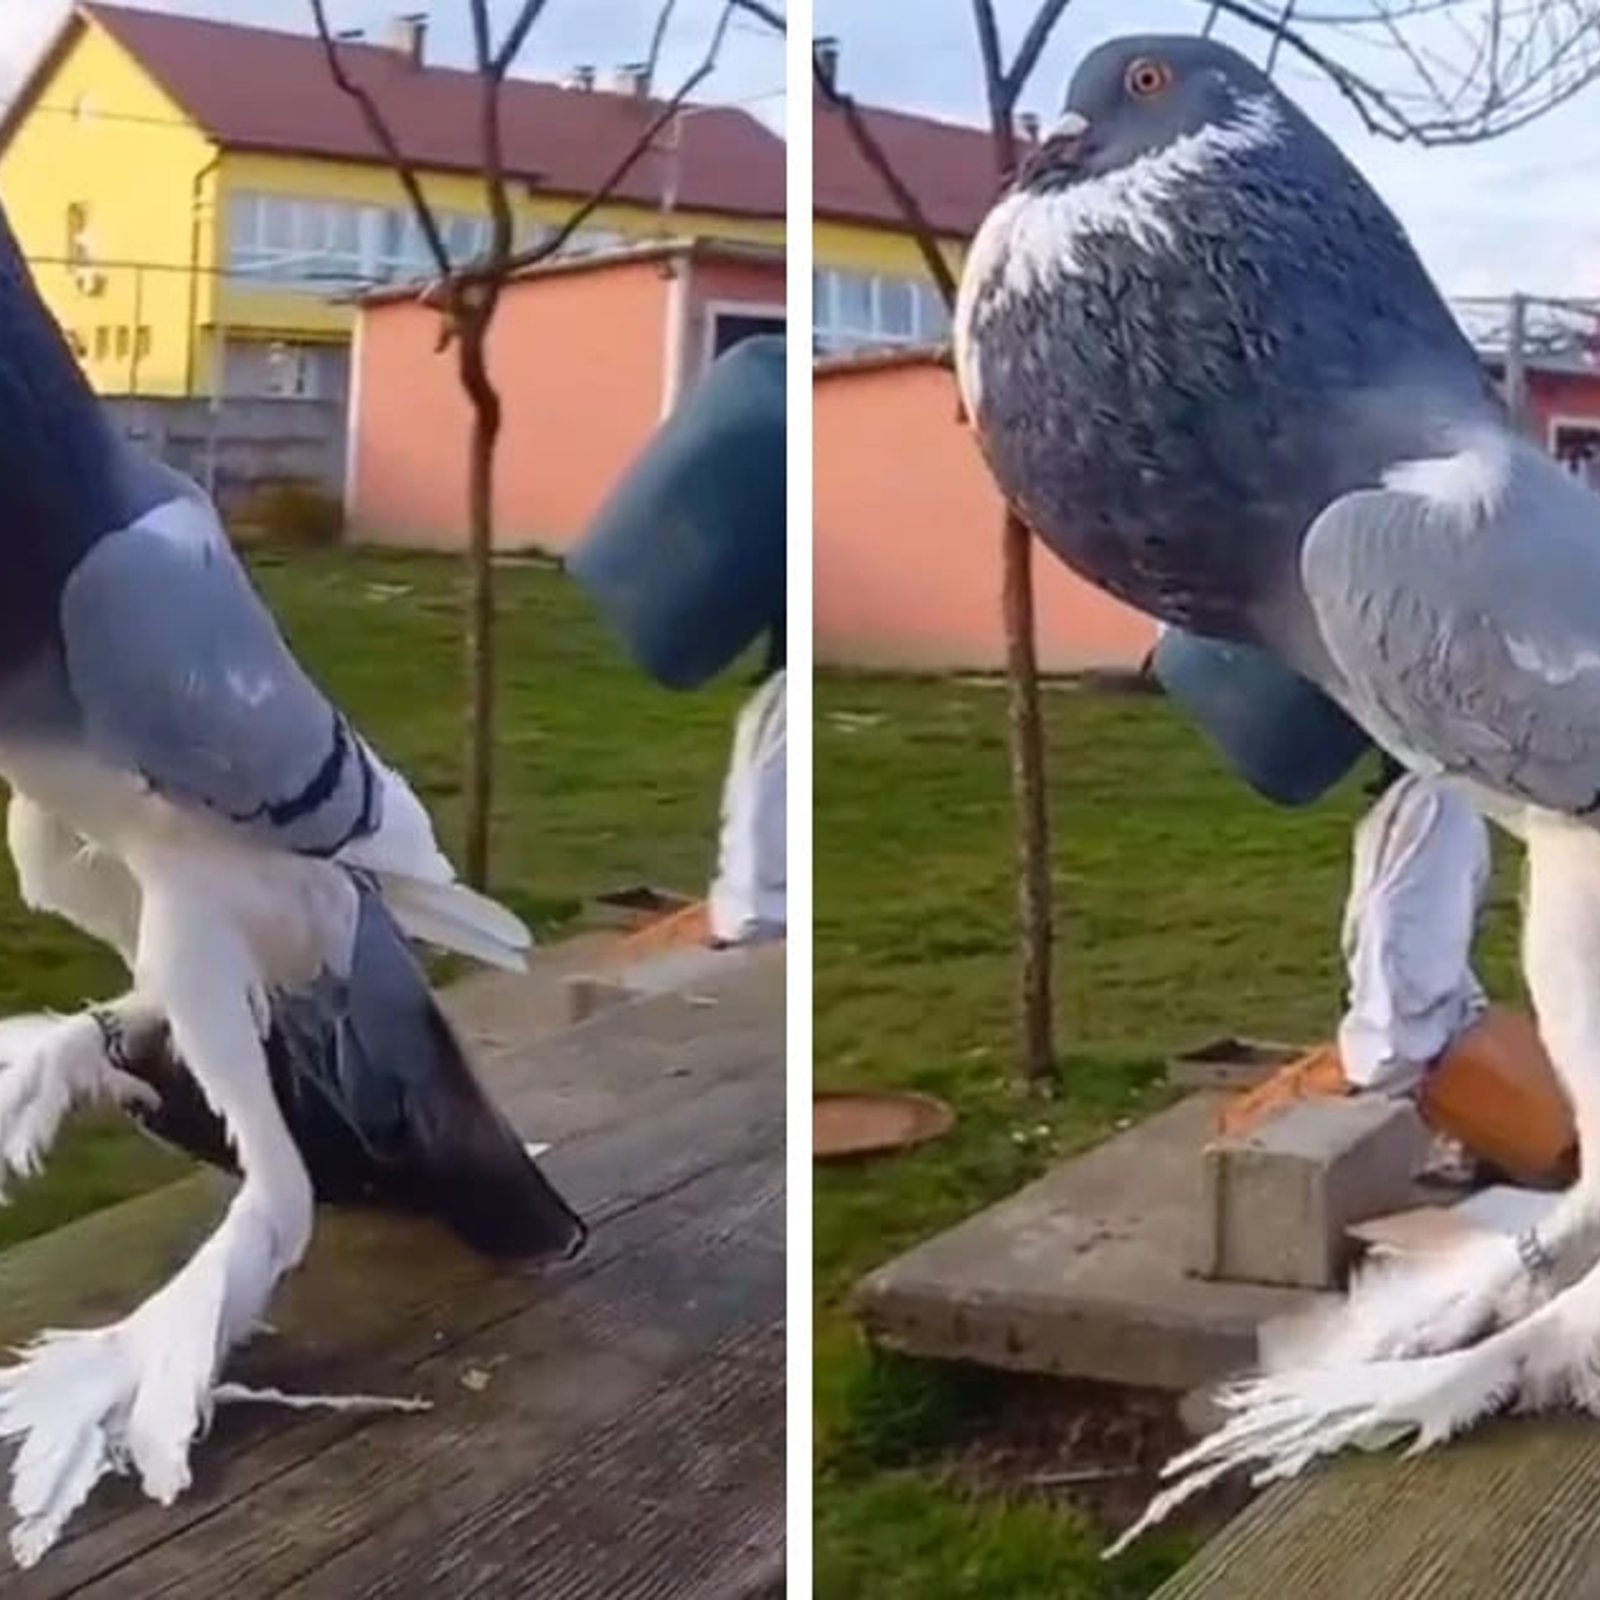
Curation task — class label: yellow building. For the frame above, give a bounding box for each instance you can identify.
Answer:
[0,3,786,399]
[811,46,994,355]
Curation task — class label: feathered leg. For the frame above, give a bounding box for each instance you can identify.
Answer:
[0,797,158,1189]
[0,884,419,1569]
[1107,817,1600,1557]
[0,1003,162,1193]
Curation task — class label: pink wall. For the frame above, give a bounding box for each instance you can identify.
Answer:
[1525,368,1600,446]
[349,250,785,553]
[814,355,1157,673]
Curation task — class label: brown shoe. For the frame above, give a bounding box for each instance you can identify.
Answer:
[605,900,713,966]
[1418,1005,1577,1188]
[1217,1042,1349,1138]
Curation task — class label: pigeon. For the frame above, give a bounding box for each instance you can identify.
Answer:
[954,30,1600,1553]
[0,195,581,1567]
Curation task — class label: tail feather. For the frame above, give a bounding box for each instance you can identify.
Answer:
[376,876,532,974]
[122,885,584,1267]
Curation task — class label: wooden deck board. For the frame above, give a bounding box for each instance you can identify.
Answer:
[0,952,785,1599]
[1154,1416,1600,1599]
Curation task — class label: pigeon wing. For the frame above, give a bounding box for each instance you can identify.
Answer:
[58,485,380,858]
[1301,453,1600,819]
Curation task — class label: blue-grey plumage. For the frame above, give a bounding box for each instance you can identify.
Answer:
[0,193,382,859]
[0,205,175,679]
[120,879,585,1267]
[956,33,1494,647]
[0,185,537,1563]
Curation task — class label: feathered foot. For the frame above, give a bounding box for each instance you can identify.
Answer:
[0,1008,159,1193]
[1107,1239,1600,1561]
[1261,1177,1600,1377]
[0,1190,423,1569]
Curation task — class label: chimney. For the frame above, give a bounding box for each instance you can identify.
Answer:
[1017,111,1041,146]
[813,36,839,96]
[390,12,427,68]
[613,61,651,99]
[566,64,596,92]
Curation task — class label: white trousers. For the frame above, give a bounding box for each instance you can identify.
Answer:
[708,670,786,946]
[1338,773,1490,1093]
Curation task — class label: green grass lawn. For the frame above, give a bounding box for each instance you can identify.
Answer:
[0,547,745,1251]
[814,673,1522,1599]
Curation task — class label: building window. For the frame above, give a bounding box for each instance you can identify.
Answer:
[93,325,109,361]
[813,267,952,354]
[225,191,643,293]
[114,325,130,360]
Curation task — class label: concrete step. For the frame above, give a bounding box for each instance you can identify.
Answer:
[853,1093,1332,1396]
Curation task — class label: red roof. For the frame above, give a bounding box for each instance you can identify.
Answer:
[813,98,1002,238]
[8,3,784,220]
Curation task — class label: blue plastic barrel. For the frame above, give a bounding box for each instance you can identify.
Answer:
[566,333,786,691]
[1152,627,1372,807]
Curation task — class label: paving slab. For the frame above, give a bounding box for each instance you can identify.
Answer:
[853,1093,1334,1394]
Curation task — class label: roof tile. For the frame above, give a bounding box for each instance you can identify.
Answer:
[74,2,783,219]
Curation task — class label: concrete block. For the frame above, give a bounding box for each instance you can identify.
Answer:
[1189,1095,1431,1289]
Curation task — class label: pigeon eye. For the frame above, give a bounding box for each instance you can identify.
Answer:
[1126,58,1173,99]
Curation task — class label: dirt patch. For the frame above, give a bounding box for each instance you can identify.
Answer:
[936,1372,1252,1541]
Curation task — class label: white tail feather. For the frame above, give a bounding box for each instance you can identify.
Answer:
[1262,1230,1546,1372]
[1109,1244,1600,1561]
[378,876,532,973]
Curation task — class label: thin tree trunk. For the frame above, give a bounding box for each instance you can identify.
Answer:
[458,311,501,890]
[1001,507,1055,1084]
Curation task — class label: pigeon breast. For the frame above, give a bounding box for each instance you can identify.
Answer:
[955,94,1493,646]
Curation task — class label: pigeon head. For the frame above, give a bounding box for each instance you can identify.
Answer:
[1017,34,1283,192]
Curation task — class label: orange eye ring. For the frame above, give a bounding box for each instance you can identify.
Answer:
[1125,58,1173,98]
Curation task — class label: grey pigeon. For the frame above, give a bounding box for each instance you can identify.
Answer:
[954,31,1600,1551]
[0,195,577,1567]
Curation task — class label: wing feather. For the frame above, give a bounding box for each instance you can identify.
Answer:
[1302,452,1600,818]
[58,490,382,857]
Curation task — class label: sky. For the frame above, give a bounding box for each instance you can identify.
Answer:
[815,0,1600,300]
[0,0,787,129]
[1,2,1596,297]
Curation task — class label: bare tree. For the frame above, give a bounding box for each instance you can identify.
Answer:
[308,0,776,888]
[1198,1,1600,144]
[817,0,1600,1089]
[816,3,1074,1090]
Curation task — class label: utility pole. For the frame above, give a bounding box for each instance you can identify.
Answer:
[1505,291,1530,436]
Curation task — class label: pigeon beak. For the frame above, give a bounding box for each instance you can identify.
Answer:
[1017,109,1091,185]
[1051,110,1091,150]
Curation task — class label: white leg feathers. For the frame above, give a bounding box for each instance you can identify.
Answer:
[0,1002,161,1194]
[0,880,420,1568]
[1111,816,1600,1557]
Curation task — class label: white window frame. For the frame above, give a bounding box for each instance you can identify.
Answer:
[813,266,951,354]
[1550,414,1600,477]
[229,193,504,292]
[701,299,787,372]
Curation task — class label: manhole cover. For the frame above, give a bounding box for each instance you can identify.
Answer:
[813,1090,955,1162]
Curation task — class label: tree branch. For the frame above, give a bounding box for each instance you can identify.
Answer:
[467,0,516,281]
[492,0,552,81]
[306,0,453,282]
[727,0,785,32]
[642,0,682,94]
[1000,0,1076,104]
[811,51,960,308]
[1197,0,1600,146]
[452,0,740,287]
